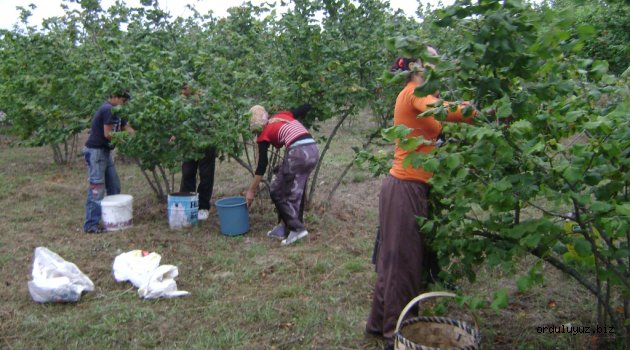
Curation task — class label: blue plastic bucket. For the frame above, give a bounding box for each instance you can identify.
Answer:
[215,196,249,236]
[167,192,199,229]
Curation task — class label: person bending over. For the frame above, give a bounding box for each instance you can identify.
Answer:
[246,104,319,246]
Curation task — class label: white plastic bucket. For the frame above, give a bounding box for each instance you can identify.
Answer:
[101,194,133,231]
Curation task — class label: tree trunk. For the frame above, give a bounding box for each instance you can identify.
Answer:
[51,144,63,164]
[307,109,352,208]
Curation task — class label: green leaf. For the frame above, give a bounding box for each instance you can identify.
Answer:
[576,25,596,39]
[505,226,525,240]
[516,275,532,292]
[399,137,424,151]
[455,167,469,180]
[562,166,582,183]
[382,125,412,142]
[482,189,502,207]
[509,120,533,134]
[590,60,609,76]
[446,154,461,170]
[573,238,592,257]
[520,233,541,249]
[524,140,545,155]
[495,143,514,162]
[494,179,512,191]
[468,297,485,310]
[590,201,612,213]
[423,158,440,172]
[496,95,512,118]
[565,110,583,123]
[612,249,630,260]
[415,79,441,97]
[434,302,448,316]
[584,117,609,131]
[487,252,503,267]
[419,220,434,235]
[462,105,474,118]
[491,290,509,310]
[615,204,630,216]
[552,242,568,255]
[402,152,426,170]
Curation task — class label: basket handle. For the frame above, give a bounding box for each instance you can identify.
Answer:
[394,291,456,334]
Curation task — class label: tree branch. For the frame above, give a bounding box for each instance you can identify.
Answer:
[307,108,353,207]
[134,158,159,196]
[472,229,621,329]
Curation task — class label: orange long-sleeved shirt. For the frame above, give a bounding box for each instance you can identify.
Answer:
[389,82,474,183]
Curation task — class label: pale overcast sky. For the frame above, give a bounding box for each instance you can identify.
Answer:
[0,0,453,30]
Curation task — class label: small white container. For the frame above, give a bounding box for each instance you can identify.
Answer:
[101,194,133,231]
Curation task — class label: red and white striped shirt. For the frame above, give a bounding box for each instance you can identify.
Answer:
[257,111,310,148]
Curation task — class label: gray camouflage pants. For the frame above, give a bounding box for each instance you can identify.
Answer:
[270,143,319,232]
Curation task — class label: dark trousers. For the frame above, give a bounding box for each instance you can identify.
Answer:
[275,183,307,235]
[269,143,319,232]
[367,175,429,341]
[180,147,216,210]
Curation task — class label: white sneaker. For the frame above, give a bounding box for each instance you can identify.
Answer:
[281,229,308,246]
[198,209,209,221]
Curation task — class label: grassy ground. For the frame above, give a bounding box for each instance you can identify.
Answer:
[0,120,611,349]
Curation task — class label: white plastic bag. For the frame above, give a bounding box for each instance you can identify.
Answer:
[137,265,190,299]
[27,247,95,303]
[112,250,161,288]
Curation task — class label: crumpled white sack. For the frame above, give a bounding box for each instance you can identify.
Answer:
[28,247,95,303]
[112,250,161,288]
[112,250,189,299]
[137,265,190,299]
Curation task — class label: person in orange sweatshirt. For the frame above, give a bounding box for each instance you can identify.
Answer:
[366,47,475,350]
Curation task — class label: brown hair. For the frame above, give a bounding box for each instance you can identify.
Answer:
[390,46,439,82]
[390,57,417,72]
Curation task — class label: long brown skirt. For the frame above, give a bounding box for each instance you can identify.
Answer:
[366,175,429,340]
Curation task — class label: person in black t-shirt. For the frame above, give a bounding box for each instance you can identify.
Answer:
[82,90,135,233]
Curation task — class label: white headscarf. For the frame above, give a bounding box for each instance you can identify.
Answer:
[249,105,269,130]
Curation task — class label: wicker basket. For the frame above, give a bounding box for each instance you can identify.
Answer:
[394,292,481,350]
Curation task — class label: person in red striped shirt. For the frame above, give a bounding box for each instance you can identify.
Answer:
[246,104,320,245]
